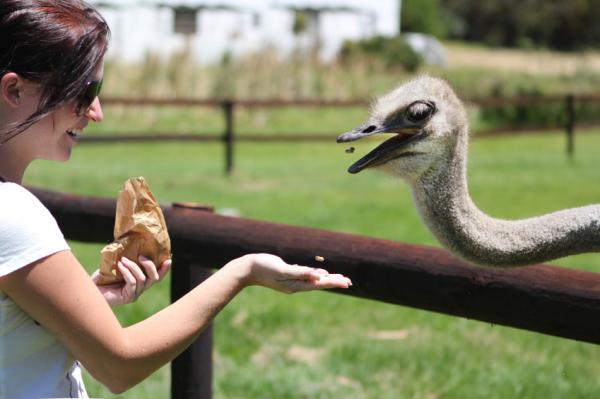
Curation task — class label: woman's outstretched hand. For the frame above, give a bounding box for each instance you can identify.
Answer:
[230,253,352,294]
[92,256,172,306]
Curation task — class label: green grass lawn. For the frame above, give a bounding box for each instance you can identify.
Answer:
[24,126,600,398]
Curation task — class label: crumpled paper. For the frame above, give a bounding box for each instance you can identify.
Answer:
[96,177,171,285]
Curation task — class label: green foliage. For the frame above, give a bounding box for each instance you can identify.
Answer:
[339,35,424,72]
[482,84,564,128]
[475,81,600,129]
[401,0,447,38]
[442,0,600,50]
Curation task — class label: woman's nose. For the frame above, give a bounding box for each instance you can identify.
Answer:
[85,97,103,122]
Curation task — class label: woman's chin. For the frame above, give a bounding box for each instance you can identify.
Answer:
[59,148,73,162]
[46,147,72,162]
[54,136,76,161]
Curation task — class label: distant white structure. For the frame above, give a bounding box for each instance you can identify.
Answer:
[91,0,399,63]
[403,33,447,67]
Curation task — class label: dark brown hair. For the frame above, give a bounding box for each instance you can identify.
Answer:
[0,0,110,143]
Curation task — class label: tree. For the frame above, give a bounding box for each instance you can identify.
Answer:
[401,0,447,38]
[441,0,600,50]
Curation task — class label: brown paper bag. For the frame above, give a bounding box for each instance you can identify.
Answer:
[97,177,171,285]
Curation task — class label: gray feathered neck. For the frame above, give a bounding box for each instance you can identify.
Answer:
[411,128,600,267]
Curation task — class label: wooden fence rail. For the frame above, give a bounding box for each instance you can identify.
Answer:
[30,187,600,399]
[87,94,600,174]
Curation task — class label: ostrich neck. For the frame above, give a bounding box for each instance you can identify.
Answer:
[411,134,600,266]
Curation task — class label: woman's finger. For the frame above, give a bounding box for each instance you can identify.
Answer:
[284,265,328,280]
[117,261,137,299]
[314,274,352,289]
[119,257,147,298]
[138,256,160,285]
[278,273,352,293]
[158,259,172,281]
[120,256,147,287]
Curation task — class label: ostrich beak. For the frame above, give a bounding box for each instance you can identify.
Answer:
[336,123,391,142]
[336,119,421,174]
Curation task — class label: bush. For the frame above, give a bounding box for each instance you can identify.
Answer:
[479,85,600,129]
[480,85,561,128]
[338,35,423,72]
[442,0,600,50]
[401,0,447,38]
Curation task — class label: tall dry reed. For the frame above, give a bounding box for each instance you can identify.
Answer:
[102,48,410,100]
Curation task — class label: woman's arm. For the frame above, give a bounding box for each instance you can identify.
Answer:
[0,251,350,394]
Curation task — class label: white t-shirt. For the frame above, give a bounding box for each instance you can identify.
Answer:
[0,182,88,398]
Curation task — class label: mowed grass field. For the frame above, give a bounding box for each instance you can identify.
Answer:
[24,108,600,398]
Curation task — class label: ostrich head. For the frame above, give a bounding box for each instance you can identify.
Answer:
[337,76,468,181]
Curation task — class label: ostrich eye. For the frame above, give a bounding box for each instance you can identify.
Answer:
[407,101,435,122]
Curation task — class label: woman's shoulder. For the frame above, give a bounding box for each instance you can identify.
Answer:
[0,183,68,277]
[0,182,37,196]
[0,183,46,210]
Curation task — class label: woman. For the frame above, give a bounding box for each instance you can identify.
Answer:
[0,1,352,397]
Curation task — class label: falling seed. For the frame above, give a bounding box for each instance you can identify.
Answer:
[345,147,355,154]
[315,256,325,262]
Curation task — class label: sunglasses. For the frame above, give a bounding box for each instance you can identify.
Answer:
[77,78,103,114]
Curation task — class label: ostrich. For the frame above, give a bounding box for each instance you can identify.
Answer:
[337,75,600,267]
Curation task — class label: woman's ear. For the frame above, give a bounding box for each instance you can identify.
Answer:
[0,73,24,108]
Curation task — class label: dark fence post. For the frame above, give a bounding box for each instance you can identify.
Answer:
[223,101,235,175]
[170,256,214,399]
[565,94,575,159]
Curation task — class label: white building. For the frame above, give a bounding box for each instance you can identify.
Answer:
[92,0,400,63]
